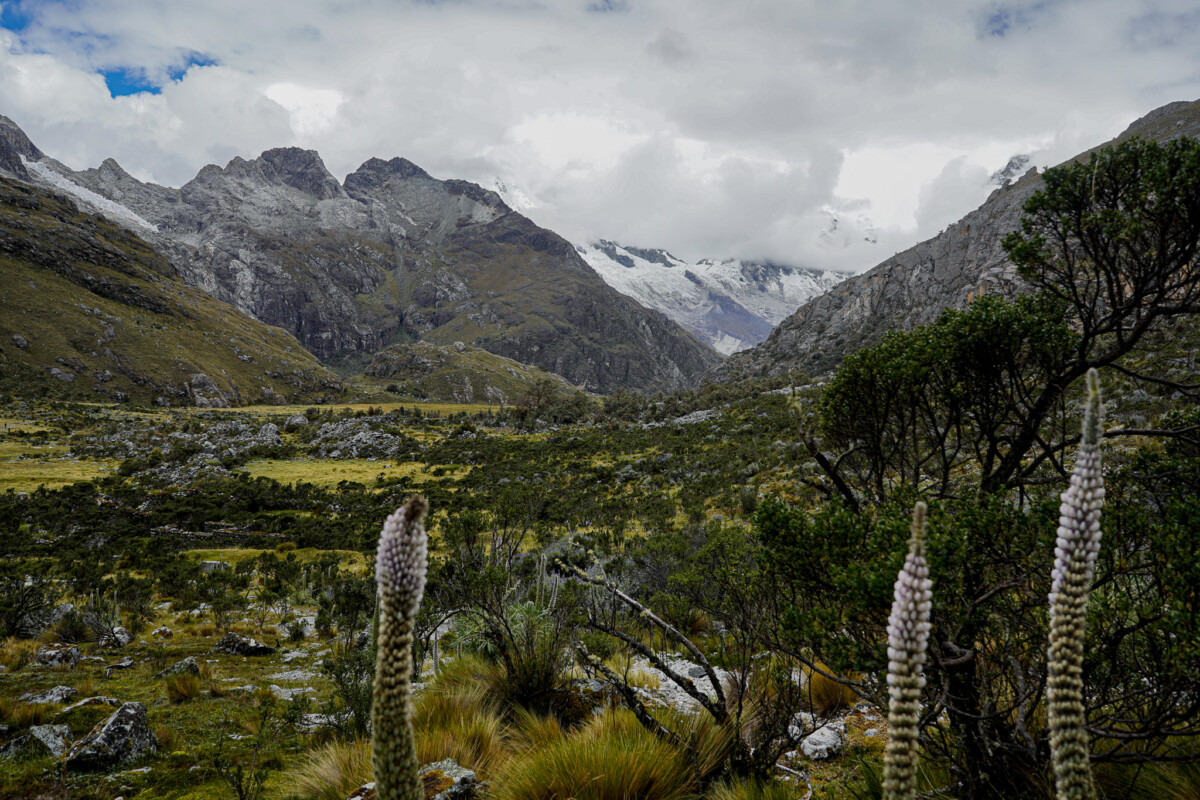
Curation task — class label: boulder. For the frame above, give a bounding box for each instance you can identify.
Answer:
[99,626,133,648]
[20,685,77,705]
[801,720,846,761]
[420,759,479,800]
[0,724,72,760]
[284,413,309,430]
[152,626,173,638]
[11,333,28,350]
[35,644,80,668]
[154,656,199,679]
[63,702,157,772]
[214,632,275,656]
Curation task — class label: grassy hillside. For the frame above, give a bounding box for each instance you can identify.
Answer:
[352,339,575,404]
[0,178,341,406]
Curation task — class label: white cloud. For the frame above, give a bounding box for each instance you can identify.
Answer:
[0,0,1197,273]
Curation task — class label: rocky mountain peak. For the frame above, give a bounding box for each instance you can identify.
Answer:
[0,114,44,179]
[257,147,345,200]
[344,156,432,192]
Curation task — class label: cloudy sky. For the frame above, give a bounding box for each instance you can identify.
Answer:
[2,0,1199,272]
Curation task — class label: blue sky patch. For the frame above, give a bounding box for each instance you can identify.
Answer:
[0,2,35,33]
[101,67,160,96]
[101,52,218,97]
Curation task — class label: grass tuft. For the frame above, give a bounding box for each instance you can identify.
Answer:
[496,709,693,800]
[165,673,204,704]
[284,738,373,800]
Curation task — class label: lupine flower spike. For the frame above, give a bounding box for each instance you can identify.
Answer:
[882,501,933,800]
[1047,369,1104,800]
[372,496,429,800]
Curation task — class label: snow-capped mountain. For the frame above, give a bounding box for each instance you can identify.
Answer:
[577,240,846,355]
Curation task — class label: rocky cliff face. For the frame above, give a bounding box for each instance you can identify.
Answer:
[5,132,720,394]
[708,99,1200,383]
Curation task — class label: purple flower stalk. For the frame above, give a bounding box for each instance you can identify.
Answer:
[1047,369,1103,800]
[372,496,429,800]
[883,501,933,800]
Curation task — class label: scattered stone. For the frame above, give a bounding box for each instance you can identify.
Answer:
[213,632,275,657]
[35,644,80,668]
[20,685,77,705]
[151,626,173,638]
[268,685,316,701]
[99,626,133,648]
[267,669,317,681]
[0,724,72,760]
[801,720,847,761]
[788,711,818,740]
[104,657,136,675]
[63,702,157,772]
[154,656,199,679]
[11,334,28,349]
[57,697,123,717]
[420,758,479,800]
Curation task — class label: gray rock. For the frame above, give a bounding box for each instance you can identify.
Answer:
[35,644,80,668]
[50,367,76,382]
[284,413,309,429]
[99,626,133,648]
[213,632,275,657]
[63,702,157,771]
[0,724,72,760]
[151,626,173,638]
[420,758,479,800]
[20,685,77,704]
[154,656,199,679]
[199,560,230,574]
[57,696,123,717]
[11,333,28,349]
[801,720,846,760]
[268,684,316,701]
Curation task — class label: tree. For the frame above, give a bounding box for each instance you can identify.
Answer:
[812,136,1200,503]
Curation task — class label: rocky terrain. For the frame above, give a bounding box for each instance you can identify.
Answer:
[709,98,1200,382]
[0,116,721,395]
[577,240,846,355]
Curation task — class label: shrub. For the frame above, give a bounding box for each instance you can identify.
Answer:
[284,738,373,800]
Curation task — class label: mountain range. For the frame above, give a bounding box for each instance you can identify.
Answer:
[0,116,722,398]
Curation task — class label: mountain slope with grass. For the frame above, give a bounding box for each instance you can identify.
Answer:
[708,98,1200,382]
[0,177,339,406]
